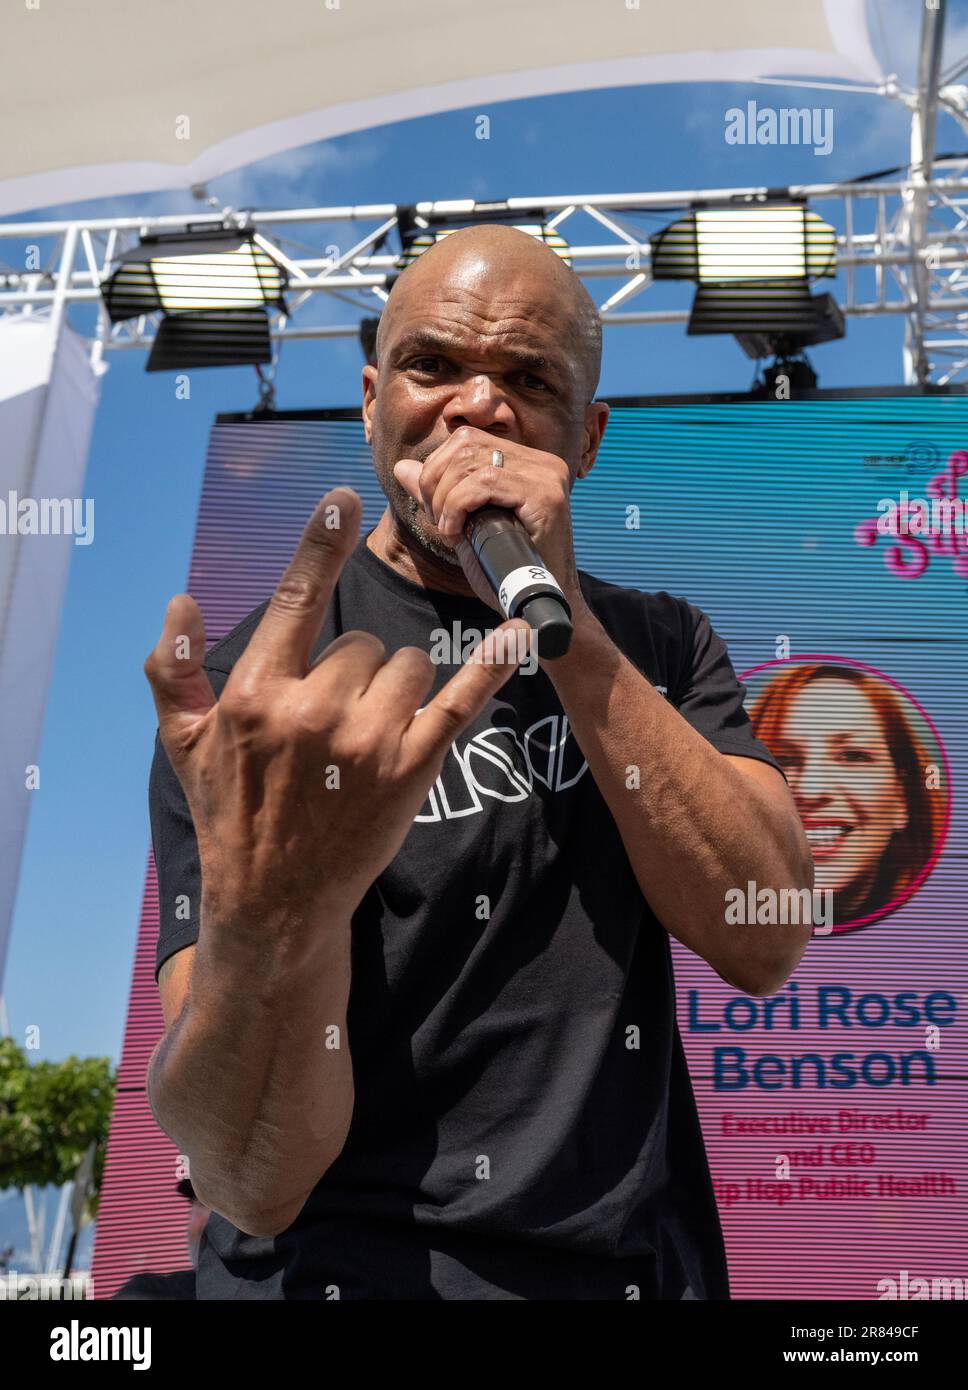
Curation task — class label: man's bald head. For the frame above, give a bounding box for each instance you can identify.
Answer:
[361,221,610,574]
[375,224,602,401]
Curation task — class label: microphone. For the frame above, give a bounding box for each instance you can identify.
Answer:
[461,506,573,658]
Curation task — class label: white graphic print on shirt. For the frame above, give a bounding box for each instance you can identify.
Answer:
[414,689,666,823]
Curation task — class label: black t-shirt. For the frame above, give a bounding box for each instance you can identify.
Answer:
[149,533,782,1301]
[111,1269,196,1300]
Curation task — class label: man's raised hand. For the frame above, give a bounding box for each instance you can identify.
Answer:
[144,488,531,950]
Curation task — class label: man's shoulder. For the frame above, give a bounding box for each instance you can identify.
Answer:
[111,1268,196,1300]
[577,567,696,644]
[199,564,703,675]
[201,599,271,676]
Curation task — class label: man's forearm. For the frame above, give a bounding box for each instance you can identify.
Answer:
[147,911,355,1237]
[543,609,813,994]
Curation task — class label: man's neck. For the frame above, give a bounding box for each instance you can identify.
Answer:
[366,507,477,598]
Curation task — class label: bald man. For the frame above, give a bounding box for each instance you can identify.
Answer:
[145,225,813,1301]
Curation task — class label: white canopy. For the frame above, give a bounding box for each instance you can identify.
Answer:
[0,0,883,216]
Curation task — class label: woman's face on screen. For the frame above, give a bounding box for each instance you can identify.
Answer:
[773,679,909,907]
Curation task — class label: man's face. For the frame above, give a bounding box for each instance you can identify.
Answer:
[362,248,596,564]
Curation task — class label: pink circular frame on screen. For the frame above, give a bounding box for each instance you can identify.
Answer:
[738,655,952,936]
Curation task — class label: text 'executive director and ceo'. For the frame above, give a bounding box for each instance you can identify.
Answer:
[143,224,814,1301]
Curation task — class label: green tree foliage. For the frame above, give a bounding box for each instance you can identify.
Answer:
[0,1037,115,1220]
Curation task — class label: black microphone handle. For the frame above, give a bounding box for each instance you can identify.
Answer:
[462,507,573,659]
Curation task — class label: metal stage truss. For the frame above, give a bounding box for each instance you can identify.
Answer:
[3,5,968,386]
[8,169,968,388]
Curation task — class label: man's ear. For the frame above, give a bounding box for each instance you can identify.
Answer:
[362,364,378,444]
[578,400,609,480]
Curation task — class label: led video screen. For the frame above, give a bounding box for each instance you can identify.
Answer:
[127,397,966,1300]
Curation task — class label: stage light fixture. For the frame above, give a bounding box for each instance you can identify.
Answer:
[649,202,843,353]
[99,226,288,370]
[397,212,570,267]
[144,310,274,373]
[650,205,836,282]
[733,292,846,357]
[359,315,380,366]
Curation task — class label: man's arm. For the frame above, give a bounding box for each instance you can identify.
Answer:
[143,487,531,1238]
[541,608,814,997]
[148,920,355,1239]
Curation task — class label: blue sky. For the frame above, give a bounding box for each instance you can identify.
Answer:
[1,0,966,1256]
